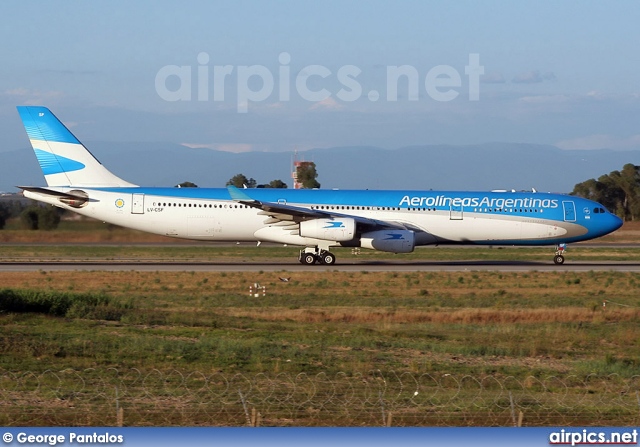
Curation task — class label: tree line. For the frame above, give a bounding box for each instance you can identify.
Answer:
[0,200,62,230]
[177,176,289,189]
[175,161,321,190]
[571,163,640,221]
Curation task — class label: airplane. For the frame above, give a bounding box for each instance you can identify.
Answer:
[16,106,623,266]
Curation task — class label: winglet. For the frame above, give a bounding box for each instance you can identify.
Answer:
[227,185,255,201]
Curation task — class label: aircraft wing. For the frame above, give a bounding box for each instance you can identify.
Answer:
[227,186,409,230]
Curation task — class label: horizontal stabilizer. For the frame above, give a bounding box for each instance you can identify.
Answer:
[19,186,90,208]
[18,186,87,199]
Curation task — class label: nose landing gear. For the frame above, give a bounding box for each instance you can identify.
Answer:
[553,244,567,265]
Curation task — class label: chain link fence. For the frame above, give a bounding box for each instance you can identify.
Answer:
[1,369,639,426]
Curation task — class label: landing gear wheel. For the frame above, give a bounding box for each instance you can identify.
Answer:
[320,251,336,265]
[553,255,565,265]
[301,253,317,265]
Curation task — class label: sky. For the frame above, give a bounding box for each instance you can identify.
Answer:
[1,1,640,154]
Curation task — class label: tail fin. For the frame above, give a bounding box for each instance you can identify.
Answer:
[17,106,136,187]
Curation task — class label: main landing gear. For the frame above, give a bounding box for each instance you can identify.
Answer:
[299,247,336,265]
[553,243,567,265]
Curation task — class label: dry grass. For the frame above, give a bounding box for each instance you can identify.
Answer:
[219,306,640,324]
[1,268,640,426]
[1,269,639,379]
[1,269,638,302]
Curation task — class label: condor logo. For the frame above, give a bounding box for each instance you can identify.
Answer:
[115,198,125,208]
[300,218,355,242]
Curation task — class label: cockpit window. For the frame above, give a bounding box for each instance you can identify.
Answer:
[594,208,600,214]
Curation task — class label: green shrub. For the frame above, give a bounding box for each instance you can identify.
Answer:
[0,288,130,320]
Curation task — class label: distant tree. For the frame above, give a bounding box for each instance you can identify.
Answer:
[0,204,9,230]
[614,164,640,219]
[571,163,640,221]
[226,174,257,188]
[1,200,29,219]
[267,179,288,189]
[20,207,40,230]
[296,162,320,189]
[19,205,61,231]
[13,201,29,218]
[257,179,288,188]
[175,181,198,188]
[38,206,62,230]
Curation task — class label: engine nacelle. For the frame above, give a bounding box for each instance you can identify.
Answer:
[299,218,356,242]
[58,189,89,208]
[360,230,415,253]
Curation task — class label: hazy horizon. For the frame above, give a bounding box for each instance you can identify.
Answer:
[2,2,640,158]
[2,140,638,194]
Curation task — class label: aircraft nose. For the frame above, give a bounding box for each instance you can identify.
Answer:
[609,213,623,233]
[590,211,623,239]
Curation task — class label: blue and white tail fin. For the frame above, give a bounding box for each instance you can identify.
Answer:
[17,106,136,187]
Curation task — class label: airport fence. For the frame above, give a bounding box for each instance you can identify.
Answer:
[1,369,639,427]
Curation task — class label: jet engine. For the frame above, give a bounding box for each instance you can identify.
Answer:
[299,218,356,242]
[360,230,415,253]
[58,189,89,208]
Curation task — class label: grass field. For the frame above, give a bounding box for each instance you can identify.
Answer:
[1,269,639,377]
[1,221,640,425]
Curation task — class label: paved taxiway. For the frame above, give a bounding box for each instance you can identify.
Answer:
[1,261,640,272]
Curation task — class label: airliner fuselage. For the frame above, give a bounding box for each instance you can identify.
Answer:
[17,106,623,265]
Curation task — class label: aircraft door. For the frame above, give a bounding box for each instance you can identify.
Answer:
[450,202,463,220]
[563,201,576,222]
[131,193,145,214]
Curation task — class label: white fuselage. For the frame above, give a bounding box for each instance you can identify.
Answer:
[23,187,616,249]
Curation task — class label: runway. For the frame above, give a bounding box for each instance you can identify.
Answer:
[2,260,640,272]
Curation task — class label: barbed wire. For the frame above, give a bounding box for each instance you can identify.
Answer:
[1,369,639,426]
